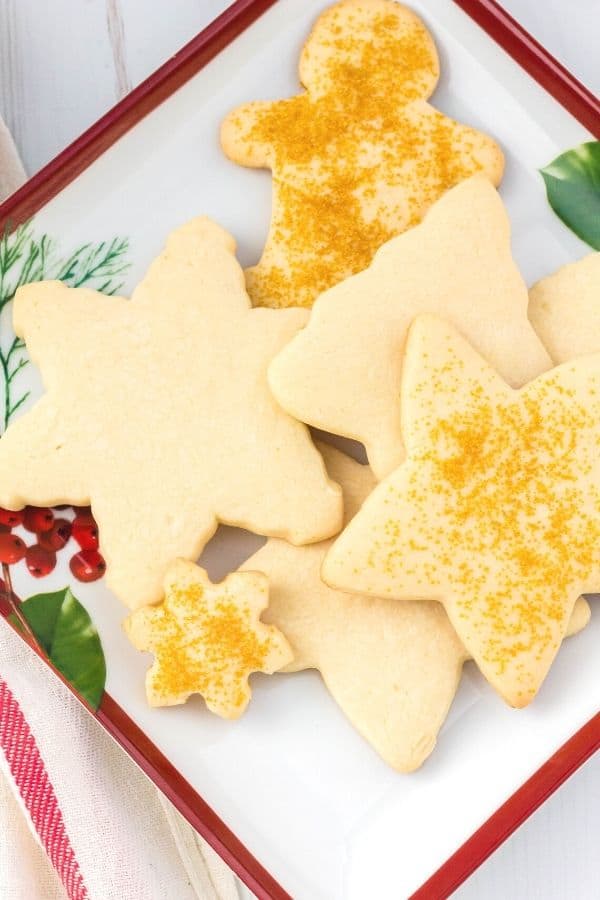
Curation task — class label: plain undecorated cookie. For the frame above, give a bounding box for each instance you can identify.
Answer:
[0,218,342,610]
[269,176,551,479]
[529,253,600,363]
[243,443,590,770]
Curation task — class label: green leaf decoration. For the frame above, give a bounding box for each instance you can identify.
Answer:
[541,141,600,249]
[10,588,106,710]
[0,222,130,432]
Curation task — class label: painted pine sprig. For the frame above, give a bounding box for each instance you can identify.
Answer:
[0,222,130,431]
[55,236,131,293]
[1,335,30,424]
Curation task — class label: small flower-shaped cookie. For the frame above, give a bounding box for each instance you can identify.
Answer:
[124,560,292,717]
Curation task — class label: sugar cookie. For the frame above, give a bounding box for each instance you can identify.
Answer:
[269,176,551,479]
[244,443,589,769]
[529,253,600,363]
[243,443,465,771]
[0,218,342,610]
[323,315,600,707]
[221,0,504,308]
[124,560,292,716]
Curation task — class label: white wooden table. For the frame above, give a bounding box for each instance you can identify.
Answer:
[1,2,598,898]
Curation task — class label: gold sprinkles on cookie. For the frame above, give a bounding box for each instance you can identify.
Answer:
[124,562,292,717]
[221,0,504,308]
[323,315,600,707]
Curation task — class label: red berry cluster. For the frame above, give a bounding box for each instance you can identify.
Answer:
[0,506,106,583]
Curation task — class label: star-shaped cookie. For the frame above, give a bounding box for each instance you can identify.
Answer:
[323,315,600,707]
[529,252,600,363]
[124,560,292,717]
[269,176,551,479]
[243,442,466,771]
[0,218,342,609]
[221,0,503,309]
[243,443,589,769]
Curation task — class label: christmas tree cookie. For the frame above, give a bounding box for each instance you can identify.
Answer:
[221,0,504,308]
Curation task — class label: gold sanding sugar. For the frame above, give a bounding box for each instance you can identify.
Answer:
[236,5,501,307]
[374,368,600,695]
[149,584,273,708]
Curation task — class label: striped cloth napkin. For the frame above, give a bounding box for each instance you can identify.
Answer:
[0,121,240,900]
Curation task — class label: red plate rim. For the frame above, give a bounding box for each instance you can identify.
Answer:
[0,2,599,898]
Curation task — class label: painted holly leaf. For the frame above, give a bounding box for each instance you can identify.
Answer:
[541,141,600,249]
[10,588,106,709]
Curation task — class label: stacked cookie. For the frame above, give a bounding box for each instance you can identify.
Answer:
[221,0,503,308]
[0,0,597,772]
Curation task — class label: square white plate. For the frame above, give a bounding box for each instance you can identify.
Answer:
[1,2,598,897]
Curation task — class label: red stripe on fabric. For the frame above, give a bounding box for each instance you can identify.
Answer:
[0,679,88,900]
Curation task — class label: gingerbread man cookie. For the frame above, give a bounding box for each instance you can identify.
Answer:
[0,218,342,610]
[221,0,504,308]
